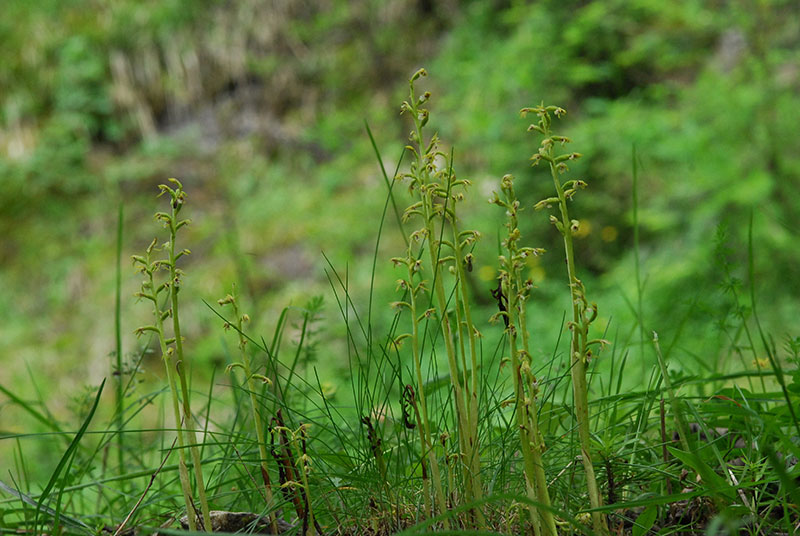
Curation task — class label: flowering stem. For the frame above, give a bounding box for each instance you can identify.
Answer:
[394,68,484,527]
[406,258,449,522]
[493,175,557,536]
[134,179,212,531]
[163,181,213,532]
[525,105,609,535]
[220,290,278,533]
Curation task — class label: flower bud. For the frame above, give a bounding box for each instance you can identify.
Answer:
[410,68,427,82]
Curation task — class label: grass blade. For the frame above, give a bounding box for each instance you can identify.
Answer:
[34,379,105,533]
[0,479,93,534]
[114,202,125,476]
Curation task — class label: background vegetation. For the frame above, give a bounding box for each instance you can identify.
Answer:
[1,1,799,534]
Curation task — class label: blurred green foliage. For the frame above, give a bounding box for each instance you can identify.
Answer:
[432,0,800,353]
[1,0,799,428]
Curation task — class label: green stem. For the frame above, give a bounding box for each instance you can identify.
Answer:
[407,76,481,525]
[229,294,278,533]
[497,180,557,536]
[422,198,473,507]
[143,265,197,531]
[408,260,449,523]
[548,160,608,535]
[168,204,212,532]
[450,219,484,521]
[504,274,544,536]
[114,203,124,476]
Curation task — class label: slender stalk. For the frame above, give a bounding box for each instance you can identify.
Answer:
[220,290,278,533]
[414,105,483,527]
[525,105,609,535]
[405,258,449,521]
[504,277,544,536]
[412,118,472,479]
[134,239,197,531]
[514,279,553,534]
[394,68,483,526]
[134,179,212,531]
[491,175,557,536]
[550,157,607,535]
[450,217,484,511]
[114,202,124,476]
[163,181,213,532]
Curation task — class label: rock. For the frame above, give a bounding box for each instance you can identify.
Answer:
[179,511,294,534]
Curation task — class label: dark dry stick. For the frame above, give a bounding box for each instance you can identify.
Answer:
[271,412,322,534]
[361,415,389,495]
[605,457,616,505]
[403,386,429,483]
[297,428,324,536]
[271,416,304,520]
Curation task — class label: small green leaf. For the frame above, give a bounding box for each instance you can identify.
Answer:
[667,446,736,502]
[631,505,657,536]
